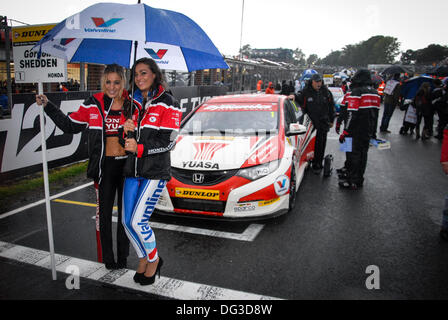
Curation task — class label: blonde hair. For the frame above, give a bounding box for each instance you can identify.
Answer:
[101,64,126,97]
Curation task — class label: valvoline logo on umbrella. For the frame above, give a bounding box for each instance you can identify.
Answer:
[84,17,123,33]
[60,38,75,46]
[145,49,168,60]
[145,48,170,65]
[91,17,123,28]
[52,38,76,52]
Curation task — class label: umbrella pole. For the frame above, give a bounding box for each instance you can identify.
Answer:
[38,81,57,280]
[129,39,138,123]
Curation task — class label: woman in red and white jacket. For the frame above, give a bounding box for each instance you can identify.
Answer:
[36,64,130,270]
[119,58,182,285]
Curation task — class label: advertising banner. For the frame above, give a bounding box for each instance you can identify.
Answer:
[12,24,67,83]
[0,86,228,180]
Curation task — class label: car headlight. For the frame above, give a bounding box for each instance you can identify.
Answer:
[236,160,279,181]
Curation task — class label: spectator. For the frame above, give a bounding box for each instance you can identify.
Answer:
[265,82,275,94]
[290,73,335,174]
[335,91,351,178]
[380,73,401,133]
[431,79,448,140]
[440,124,448,241]
[414,82,432,140]
[256,80,263,92]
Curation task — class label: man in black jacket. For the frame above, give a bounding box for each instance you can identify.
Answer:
[290,73,336,173]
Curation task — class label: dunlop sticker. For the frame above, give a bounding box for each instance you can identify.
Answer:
[175,188,220,200]
[258,198,280,207]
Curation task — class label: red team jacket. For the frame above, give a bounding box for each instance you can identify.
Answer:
[44,91,130,181]
[442,125,448,163]
[119,85,182,180]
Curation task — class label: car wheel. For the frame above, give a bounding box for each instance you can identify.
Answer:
[288,164,297,211]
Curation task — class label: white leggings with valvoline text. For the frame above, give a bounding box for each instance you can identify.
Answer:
[122,177,166,262]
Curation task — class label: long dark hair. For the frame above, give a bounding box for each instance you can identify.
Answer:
[129,57,165,94]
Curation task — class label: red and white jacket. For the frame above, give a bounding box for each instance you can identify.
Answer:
[441,125,448,163]
[119,85,182,180]
[345,86,381,138]
[44,91,130,182]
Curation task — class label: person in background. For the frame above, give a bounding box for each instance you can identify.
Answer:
[265,82,275,94]
[380,73,401,133]
[414,82,432,140]
[36,64,130,270]
[257,80,263,93]
[120,57,182,286]
[440,124,448,241]
[431,79,448,140]
[338,69,380,189]
[335,90,351,179]
[289,73,335,174]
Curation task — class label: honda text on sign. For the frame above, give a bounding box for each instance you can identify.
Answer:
[156,94,316,219]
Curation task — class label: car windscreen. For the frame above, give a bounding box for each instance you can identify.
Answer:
[181,103,279,135]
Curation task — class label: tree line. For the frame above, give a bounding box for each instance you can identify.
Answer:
[240,35,448,67]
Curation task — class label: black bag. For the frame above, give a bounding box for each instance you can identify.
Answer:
[323,154,333,177]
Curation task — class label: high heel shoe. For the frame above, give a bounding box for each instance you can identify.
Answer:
[133,272,145,283]
[139,257,164,286]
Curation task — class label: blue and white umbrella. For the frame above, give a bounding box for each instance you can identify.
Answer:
[33,2,228,72]
[333,72,349,80]
[300,69,317,80]
[401,76,434,100]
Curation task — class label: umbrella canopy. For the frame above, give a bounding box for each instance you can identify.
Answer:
[381,65,408,76]
[427,65,448,77]
[400,76,434,100]
[333,72,349,80]
[33,2,228,71]
[300,69,317,80]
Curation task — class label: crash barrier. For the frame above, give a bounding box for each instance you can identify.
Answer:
[0,85,228,180]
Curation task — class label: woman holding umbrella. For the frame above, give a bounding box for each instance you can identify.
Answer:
[36,64,130,270]
[120,58,182,285]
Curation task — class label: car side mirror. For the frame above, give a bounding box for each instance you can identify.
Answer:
[286,123,307,136]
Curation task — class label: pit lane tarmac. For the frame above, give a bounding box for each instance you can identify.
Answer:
[1,109,448,300]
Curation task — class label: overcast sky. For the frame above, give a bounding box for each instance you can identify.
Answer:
[3,0,447,58]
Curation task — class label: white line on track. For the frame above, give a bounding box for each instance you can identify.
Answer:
[0,182,94,220]
[0,241,281,300]
[91,216,264,242]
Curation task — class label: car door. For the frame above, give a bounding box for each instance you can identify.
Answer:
[283,99,299,157]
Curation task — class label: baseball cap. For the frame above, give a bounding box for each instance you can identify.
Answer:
[311,73,322,82]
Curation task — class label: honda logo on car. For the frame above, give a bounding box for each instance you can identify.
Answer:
[274,175,289,196]
[175,188,220,200]
[192,173,205,184]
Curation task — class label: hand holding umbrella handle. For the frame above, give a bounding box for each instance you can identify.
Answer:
[123,119,136,139]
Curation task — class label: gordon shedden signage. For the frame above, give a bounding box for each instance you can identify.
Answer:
[12,24,67,83]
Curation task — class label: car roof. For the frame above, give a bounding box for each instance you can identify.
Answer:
[205,93,285,104]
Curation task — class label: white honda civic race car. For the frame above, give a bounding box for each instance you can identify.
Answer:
[155,94,316,219]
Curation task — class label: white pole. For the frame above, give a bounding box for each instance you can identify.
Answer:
[38,81,57,280]
[239,0,245,61]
